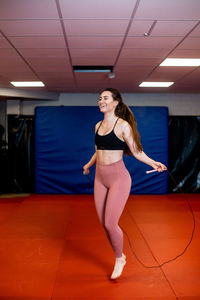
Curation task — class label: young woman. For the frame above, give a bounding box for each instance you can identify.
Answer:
[83,88,167,280]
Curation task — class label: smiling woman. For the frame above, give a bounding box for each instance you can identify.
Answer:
[98,88,143,156]
[83,88,167,280]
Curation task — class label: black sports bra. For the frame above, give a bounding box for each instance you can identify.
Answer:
[95,118,127,150]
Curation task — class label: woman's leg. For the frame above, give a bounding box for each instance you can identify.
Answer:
[104,170,131,258]
[94,160,131,279]
[94,175,114,249]
[94,177,107,224]
[104,168,131,279]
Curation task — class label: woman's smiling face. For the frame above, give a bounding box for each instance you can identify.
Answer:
[98,91,118,113]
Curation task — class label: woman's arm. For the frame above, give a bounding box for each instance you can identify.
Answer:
[83,122,101,175]
[83,150,97,175]
[122,122,167,172]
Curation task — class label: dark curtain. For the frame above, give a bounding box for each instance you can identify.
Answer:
[0,124,9,193]
[5,115,35,193]
[168,116,200,193]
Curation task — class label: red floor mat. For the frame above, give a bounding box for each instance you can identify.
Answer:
[0,194,199,299]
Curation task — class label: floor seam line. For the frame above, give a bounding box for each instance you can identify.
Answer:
[125,207,178,299]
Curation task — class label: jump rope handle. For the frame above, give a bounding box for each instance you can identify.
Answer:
[146,169,168,174]
[145,169,157,174]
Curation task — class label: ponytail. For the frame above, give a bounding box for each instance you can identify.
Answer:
[103,88,143,156]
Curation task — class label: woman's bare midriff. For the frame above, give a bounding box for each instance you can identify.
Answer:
[96,149,123,165]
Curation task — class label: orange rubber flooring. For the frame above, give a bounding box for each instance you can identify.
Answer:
[0,193,199,300]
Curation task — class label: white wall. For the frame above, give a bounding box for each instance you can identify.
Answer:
[8,92,200,116]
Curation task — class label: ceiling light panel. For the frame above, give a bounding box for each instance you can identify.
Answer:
[139,82,174,87]
[160,58,200,66]
[11,81,45,87]
[73,66,113,73]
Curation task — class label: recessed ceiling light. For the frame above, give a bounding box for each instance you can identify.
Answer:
[160,58,200,67]
[139,82,174,87]
[11,81,45,87]
[73,66,113,73]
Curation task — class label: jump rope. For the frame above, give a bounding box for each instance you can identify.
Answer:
[84,168,196,269]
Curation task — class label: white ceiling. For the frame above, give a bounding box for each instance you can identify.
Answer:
[0,0,200,93]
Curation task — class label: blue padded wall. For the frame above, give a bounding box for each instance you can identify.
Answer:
[35,106,168,194]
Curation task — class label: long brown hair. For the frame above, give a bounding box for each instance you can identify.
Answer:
[103,88,143,155]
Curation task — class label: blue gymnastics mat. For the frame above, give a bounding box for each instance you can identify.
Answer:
[35,106,168,194]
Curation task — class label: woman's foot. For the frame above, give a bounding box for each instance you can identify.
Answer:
[110,253,126,279]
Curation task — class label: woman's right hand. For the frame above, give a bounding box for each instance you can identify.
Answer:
[83,164,90,175]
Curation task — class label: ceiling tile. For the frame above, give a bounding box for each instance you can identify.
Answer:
[137,86,175,92]
[117,57,162,66]
[9,36,66,49]
[19,49,69,59]
[0,56,27,68]
[124,36,182,48]
[0,33,12,48]
[120,48,170,58]
[0,80,11,88]
[135,0,200,20]
[25,57,72,72]
[177,37,200,49]
[38,72,74,80]
[0,61,31,72]
[114,65,153,73]
[71,49,118,65]
[147,66,195,81]
[184,66,200,77]
[0,0,59,19]
[128,20,154,36]
[108,73,141,85]
[75,73,107,80]
[0,0,199,93]
[64,20,129,36]
[59,0,136,18]
[151,21,198,36]
[44,78,75,87]
[68,36,123,49]
[174,68,200,87]
[189,23,200,37]
[72,58,116,65]
[170,49,200,57]
[0,48,20,57]
[76,73,109,92]
[0,48,31,72]
[1,72,38,81]
[0,20,62,36]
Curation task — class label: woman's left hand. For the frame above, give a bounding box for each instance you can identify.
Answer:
[151,161,167,172]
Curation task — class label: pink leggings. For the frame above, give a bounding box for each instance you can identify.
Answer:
[94,159,132,258]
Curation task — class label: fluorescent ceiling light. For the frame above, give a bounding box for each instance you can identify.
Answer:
[139,82,174,87]
[160,58,200,66]
[11,81,45,87]
[74,69,110,73]
[73,66,113,73]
